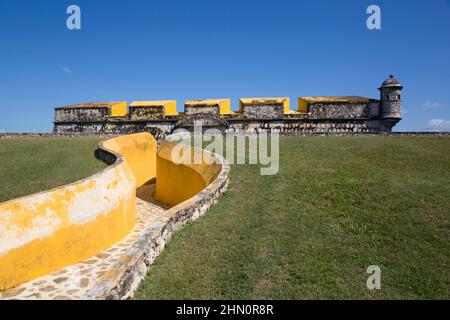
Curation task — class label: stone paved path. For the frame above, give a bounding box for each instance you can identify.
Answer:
[0,198,166,300]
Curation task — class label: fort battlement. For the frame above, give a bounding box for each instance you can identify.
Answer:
[53,76,403,136]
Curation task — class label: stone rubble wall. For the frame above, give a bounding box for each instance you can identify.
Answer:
[53,118,400,135]
[308,103,374,119]
[4,131,450,140]
[129,106,165,120]
[185,105,220,115]
[53,122,174,142]
[52,98,403,134]
[226,119,397,134]
[55,108,110,122]
[241,104,285,118]
[381,100,401,118]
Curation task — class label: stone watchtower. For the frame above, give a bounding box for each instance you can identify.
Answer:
[379,75,403,118]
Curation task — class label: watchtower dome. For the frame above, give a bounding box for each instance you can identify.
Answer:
[379,75,403,118]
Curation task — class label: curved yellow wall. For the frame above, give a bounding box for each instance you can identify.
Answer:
[155,141,222,207]
[103,133,157,187]
[0,133,157,290]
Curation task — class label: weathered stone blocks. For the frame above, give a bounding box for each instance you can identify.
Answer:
[239,98,290,119]
[184,99,231,116]
[129,101,178,120]
[54,102,127,122]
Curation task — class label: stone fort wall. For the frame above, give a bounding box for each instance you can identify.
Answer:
[52,76,404,136]
[53,117,400,136]
[53,101,401,136]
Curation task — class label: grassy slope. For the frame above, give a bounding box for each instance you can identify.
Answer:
[0,137,105,203]
[134,136,450,299]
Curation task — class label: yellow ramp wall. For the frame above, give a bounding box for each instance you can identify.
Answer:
[155,141,222,207]
[0,133,157,290]
[102,133,157,187]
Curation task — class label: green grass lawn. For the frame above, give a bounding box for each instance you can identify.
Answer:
[0,137,105,203]
[0,136,448,299]
[134,136,450,299]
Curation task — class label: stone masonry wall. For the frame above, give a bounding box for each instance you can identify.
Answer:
[129,106,165,120]
[242,104,284,119]
[227,118,397,134]
[54,117,399,136]
[55,108,110,122]
[54,122,175,136]
[229,120,368,134]
[381,100,401,118]
[309,103,373,119]
[185,105,220,116]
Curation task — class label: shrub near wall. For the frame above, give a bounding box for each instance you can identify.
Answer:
[0,133,157,290]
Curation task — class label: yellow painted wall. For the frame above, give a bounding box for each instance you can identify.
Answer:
[282,98,290,114]
[103,133,157,187]
[0,133,157,290]
[163,100,178,116]
[155,141,222,207]
[218,99,231,115]
[110,102,128,117]
[0,132,225,290]
[298,98,309,113]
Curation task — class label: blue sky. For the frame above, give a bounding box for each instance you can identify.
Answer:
[0,0,449,132]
